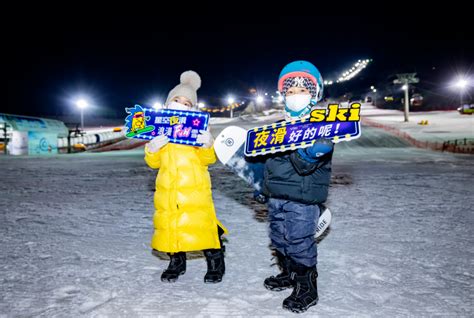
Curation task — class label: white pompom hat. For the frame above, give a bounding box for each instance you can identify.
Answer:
[165,70,202,107]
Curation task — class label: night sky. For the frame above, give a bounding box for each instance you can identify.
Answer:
[6,12,472,119]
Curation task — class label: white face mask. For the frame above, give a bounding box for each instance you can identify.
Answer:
[167,101,191,111]
[285,94,312,112]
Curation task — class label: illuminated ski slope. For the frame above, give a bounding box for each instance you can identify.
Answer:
[1,122,472,316]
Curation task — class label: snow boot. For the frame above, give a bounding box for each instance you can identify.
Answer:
[203,247,225,283]
[282,264,319,313]
[161,252,186,282]
[264,251,294,291]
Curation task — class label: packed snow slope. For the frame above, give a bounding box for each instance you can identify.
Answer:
[360,104,474,143]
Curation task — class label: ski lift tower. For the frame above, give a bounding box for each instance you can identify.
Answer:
[394,73,419,122]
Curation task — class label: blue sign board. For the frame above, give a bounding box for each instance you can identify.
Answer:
[124,105,209,147]
[245,118,361,156]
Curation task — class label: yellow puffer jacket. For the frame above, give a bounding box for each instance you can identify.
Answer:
[144,142,227,253]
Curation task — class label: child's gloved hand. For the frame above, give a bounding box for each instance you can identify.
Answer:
[197,129,214,148]
[146,135,169,153]
[305,138,333,158]
[297,138,333,162]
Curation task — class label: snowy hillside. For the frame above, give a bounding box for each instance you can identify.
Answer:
[1,123,473,317]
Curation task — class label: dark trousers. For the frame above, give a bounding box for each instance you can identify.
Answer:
[268,198,319,267]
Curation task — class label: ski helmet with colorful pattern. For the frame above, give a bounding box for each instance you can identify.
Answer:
[278,60,324,102]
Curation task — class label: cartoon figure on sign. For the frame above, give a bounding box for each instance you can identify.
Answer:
[125,105,155,138]
[131,111,145,132]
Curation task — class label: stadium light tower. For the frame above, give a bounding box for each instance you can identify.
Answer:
[76,99,89,130]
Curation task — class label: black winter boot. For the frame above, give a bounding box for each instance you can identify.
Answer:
[282,264,319,313]
[203,247,225,283]
[264,251,294,291]
[161,252,186,282]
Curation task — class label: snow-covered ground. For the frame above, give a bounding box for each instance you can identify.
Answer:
[1,121,473,317]
[361,104,474,142]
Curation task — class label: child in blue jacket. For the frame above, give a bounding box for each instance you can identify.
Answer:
[261,61,334,313]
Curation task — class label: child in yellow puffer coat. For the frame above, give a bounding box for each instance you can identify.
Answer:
[144,71,227,283]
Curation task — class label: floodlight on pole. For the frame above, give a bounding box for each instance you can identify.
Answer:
[455,78,468,89]
[453,77,470,105]
[75,99,89,130]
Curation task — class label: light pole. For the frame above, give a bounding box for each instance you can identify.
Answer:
[372,88,377,107]
[227,97,235,118]
[76,99,88,130]
[256,95,264,112]
[402,84,409,121]
[455,78,468,106]
[394,73,419,122]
